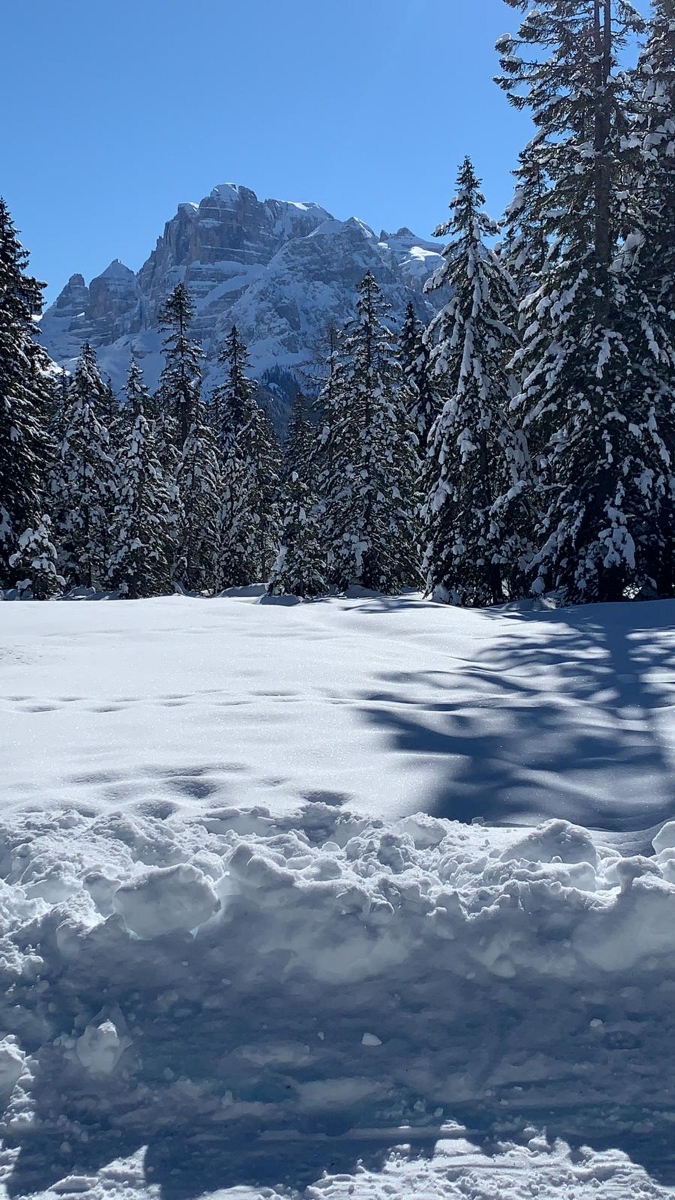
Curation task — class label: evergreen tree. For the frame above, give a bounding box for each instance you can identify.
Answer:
[282,391,315,484]
[635,0,675,321]
[214,327,281,587]
[400,302,438,449]
[108,361,174,598]
[498,135,550,299]
[51,345,117,589]
[157,284,203,449]
[496,0,675,602]
[9,516,64,599]
[174,399,222,593]
[269,393,325,597]
[0,199,54,589]
[627,0,675,594]
[423,158,527,606]
[317,272,419,593]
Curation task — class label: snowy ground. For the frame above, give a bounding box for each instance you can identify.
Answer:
[2,592,675,1199]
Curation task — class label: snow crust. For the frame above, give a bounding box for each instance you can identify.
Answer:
[2,594,675,1198]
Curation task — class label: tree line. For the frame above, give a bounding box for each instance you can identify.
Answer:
[3,0,675,607]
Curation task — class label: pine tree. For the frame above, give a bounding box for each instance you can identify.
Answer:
[635,0,675,320]
[9,516,64,599]
[174,400,222,594]
[213,327,281,587]
[269,393,325,597]
[51,345,117,589]
[108,361,174,598]
[499,136,550,300]
[282,391,315,485]
[627,0,675,595]
[423,158,527,606]
[317,272,419,593]
[400,302,438,450]
[157,284,203,450]
[0,199,55,589]
[495,0,675,602]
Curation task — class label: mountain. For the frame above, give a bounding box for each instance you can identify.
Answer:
[39,183,443,427]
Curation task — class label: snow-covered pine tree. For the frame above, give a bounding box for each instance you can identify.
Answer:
[108,360,175,598]
[245,402,282,581]
[635,0,675,320]
[423,158,527,606]
[9,516,64,599]
[51,345,117,589]
[497,0,675,602]
[0,199,55,590]
[174,398,222,594]
[400,302,438,449]
[282,391,315,485]
[317,272,419,593]
[629,0,675,592]
[213,327,281,587]
[268,393,325,597]
[157,284,203,450]
[498,136,550,302]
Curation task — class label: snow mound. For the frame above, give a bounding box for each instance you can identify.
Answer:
[112,864,220,938]
[1,803,675,1197]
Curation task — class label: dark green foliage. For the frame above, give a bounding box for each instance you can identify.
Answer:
[0,199,55,589]
[423,159,528,606]
[157,284,203,449]
[317,273,420,593]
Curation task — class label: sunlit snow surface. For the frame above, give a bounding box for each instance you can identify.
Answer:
[2,592,675,1200]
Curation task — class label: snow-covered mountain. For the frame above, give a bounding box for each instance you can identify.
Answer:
[40,183,443,423]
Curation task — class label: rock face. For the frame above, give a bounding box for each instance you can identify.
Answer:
[40,183,443,425]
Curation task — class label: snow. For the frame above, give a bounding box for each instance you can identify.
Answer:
[2,593,675,1198]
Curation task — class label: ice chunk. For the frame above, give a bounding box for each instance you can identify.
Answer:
[113,864,220,939]
[361,1032,383,1047]
[76,1020,131,1075]
[0,1038,25,1095]
[502,819,598,867]
[653,821,675,854]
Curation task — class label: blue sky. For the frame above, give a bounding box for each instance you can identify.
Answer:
[3,0,650,304]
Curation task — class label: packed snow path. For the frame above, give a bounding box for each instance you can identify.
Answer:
[3,591,675,830]
[3,593,675,1200]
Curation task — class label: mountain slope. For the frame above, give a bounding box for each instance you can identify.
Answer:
[40,184,443,422]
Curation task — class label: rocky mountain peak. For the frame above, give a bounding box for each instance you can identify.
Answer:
[40,182,443,430]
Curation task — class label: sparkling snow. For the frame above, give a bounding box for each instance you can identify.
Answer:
[2,593,675,1199]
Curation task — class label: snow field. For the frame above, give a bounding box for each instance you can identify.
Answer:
[3,591,675,829]
[3,593,675,1197]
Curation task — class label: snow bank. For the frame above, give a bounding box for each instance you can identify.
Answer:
[2,801,675,1195]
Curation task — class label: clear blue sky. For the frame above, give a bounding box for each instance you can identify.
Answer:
[3,0,650,304]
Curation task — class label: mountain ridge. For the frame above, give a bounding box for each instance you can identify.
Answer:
[39,182,443,428]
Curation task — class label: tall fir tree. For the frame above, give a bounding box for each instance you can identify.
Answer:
[496,0,675,602]
[498,135,550,299]
[269,393,325,597]
[51,345,117,589]
[627,0,675,594]
[174,399,223,594]
[108,361,175,598]
[213,327,281,587]
[0,199,55,589]
[423,158,528,606]
[400,302,438,449]
[157,284,203,450]
[317,272,419,593]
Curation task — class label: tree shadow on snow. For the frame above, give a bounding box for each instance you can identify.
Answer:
[359,599,675,831]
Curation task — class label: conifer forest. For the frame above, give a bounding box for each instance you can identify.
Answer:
[5,1,675,609]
